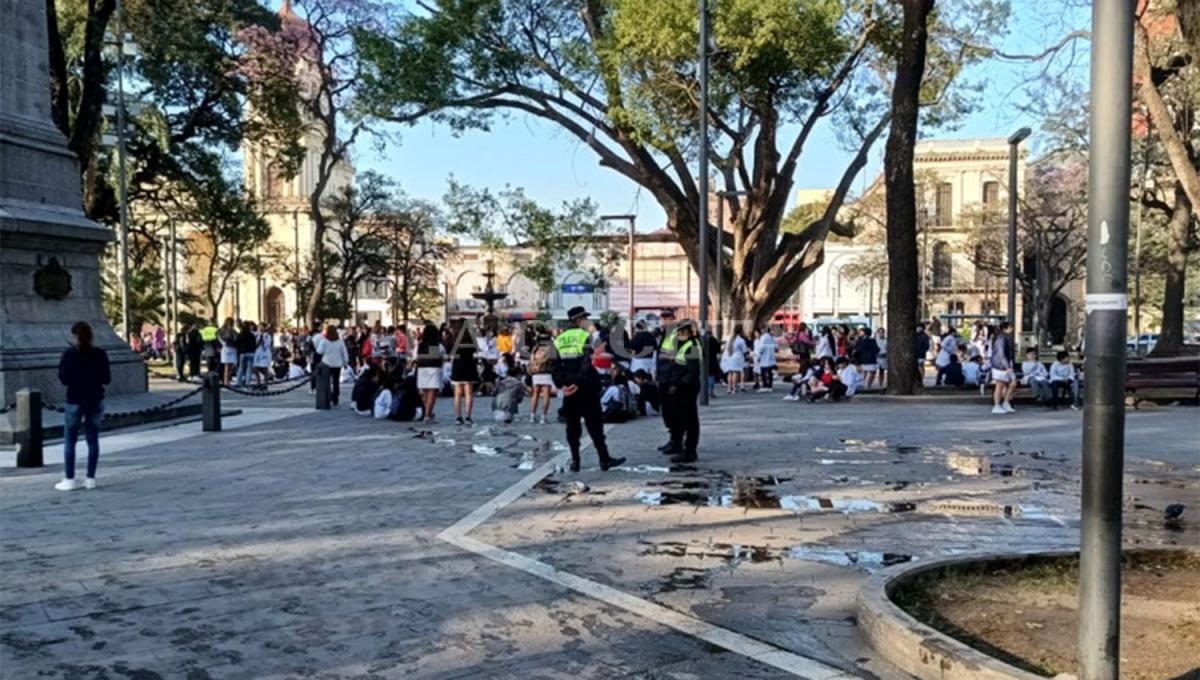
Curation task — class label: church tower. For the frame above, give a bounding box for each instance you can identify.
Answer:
[237,0,353,328]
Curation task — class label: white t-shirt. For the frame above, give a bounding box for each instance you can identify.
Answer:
[373,390,393,419]
[754,334,777,368]
[839,366,861,396]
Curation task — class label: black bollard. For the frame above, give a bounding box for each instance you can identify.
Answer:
[315,364,331,410]
[202,373,222,432]
[15,389,43,468]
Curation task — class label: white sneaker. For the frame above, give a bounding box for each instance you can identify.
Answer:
[85,478,96,490]
[55,478,78,491]
[991,405,1006,415]
[1003,402,1016,413]
[538,414,547,425]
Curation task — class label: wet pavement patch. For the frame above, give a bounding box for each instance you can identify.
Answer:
[637,539,915,573]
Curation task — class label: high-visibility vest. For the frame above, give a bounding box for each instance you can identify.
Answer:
[199,325,218,342]
[660,330,678,357]
[554,328,589,358]
[675,339,700,364]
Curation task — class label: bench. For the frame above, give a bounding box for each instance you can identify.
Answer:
[1125,357,1200,407]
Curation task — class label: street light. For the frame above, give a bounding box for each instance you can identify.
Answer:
[102,0,138,340]
[715,190,749,339]
[1079,2,1134,678]
[600,214,637,327]
[1007,127,1031,331]
[697,0,712,406]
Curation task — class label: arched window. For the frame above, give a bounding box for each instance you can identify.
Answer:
[932,241,953,288]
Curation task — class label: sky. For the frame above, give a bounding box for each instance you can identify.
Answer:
[352,1,1090,233]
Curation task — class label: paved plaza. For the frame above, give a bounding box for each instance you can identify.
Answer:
[1,384,1196,679]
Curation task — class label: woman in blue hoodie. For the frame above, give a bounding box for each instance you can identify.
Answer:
[56,322,111,491]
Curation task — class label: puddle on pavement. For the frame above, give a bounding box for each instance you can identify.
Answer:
[639,539,914,573]
[635,475,796,509]
[657,567,710,592]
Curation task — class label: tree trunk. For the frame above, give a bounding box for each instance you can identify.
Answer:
[305,198,327,327]
[883,0,934,395]
[1149,184,1194,357]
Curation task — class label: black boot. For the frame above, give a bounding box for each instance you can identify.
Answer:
[659,443,683,456]
[657,441,675,452]
[600,455,626,471]
[569,451,581,473]
[670,451,697,464]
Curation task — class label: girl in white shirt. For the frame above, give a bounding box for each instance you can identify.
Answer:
[720,326,748,394]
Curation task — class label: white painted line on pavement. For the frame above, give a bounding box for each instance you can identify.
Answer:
[437,430,859,680]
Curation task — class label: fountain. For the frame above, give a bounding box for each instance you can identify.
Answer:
[470,260,508,330]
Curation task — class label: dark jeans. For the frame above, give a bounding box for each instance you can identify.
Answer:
[188,353,201,378]
[760,366,775,388]
[1050,379,1076,409]
[327,366,342,405]
[63,401,104,480]
[562,389,609,462]
[236,353,255,386]
[175,352,186,380]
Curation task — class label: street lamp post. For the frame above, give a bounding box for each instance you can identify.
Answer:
[715,190,749,340]
[111,0,134,340]
[697,0,712,406]
[601,214,637,327]
[919,204,930,320]
[1079,2,1134,678]
[1007,127,1031,331]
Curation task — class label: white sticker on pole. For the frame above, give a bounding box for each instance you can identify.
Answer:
[1085,293,1127,313]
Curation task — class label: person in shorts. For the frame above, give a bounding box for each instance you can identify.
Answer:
[990,321,1017,414]
[414,322,443,424]
[528,332,556,424]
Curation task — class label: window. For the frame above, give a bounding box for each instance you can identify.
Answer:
[946,300,965,316]
[935,182,953,226]
[932,241,953,288]
[982,181,1000,207]
[981,299,1000,316]
[973,244,999,287]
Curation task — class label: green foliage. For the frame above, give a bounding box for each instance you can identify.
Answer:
[443,180,621,294]
[102,264,165,330]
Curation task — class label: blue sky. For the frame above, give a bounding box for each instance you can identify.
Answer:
[353,1,1089,232]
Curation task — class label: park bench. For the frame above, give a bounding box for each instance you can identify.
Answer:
[1125,357,1200,407]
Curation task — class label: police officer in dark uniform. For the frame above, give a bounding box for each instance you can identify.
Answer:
[668,320,702,464]
[553,306,627,473]
[655,309,681,454]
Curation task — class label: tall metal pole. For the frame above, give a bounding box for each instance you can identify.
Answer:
[114,0,132,340]
[716,197,723,340]
[293,210,301,327]
[628,216,636,325]
[697,0,711,406]
[170,220,179,332]
[1079,1,1133,678]
[1007,128,1031,331]
[1133,162,1149,355]
[920,208,929,320]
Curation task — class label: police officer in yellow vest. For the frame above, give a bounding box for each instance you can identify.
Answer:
[667,320,702,464]
[552,306,626,472]
[655,309,682,455]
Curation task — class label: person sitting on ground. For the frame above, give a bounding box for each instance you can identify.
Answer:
[1021,347,1052,404]
[1048,350,1079,411]
[836,356,861,399]
[807,357,842,402]
[601,367,638,423]
[288,354,307,379]
[942,353,965,387]
[784,356,817,401]
[492,364,527,424]
[632,369,660,415]
[962,354,983,387]
[388,371,423,422]
[373,375,395,419]
[352,366,381,416]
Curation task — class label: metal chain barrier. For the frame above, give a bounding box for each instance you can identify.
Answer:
[219,377,312,398]
[41,384,206,418]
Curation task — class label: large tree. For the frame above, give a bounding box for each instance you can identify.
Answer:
[355,0,1004,328]
[236,0,387,328]
[371,199,457,323]
[323,171,393,318]
[1135,0,1200,356]
[882,0,935,395]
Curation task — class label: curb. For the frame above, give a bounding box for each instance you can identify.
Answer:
[857,548,1198,680]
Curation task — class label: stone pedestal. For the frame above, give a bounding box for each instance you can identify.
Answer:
[0,0,146,441]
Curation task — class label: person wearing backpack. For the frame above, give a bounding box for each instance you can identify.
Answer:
[528,333,556,424]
